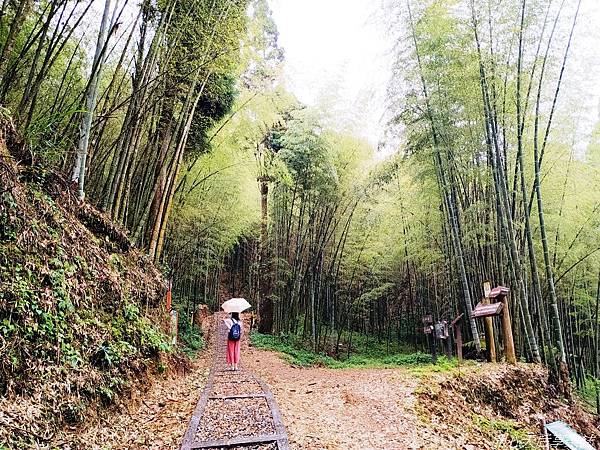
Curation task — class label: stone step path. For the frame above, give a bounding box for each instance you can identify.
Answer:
[180,315,290,450]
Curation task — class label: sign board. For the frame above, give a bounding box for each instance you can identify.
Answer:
[471,301,503,318]
[434,321,449,339]
[423,326,432,334]
[489,286,510,299]
[422,315,433,324]
[545,421,595,450]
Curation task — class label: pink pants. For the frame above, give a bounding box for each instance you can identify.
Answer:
[226,339,241,364]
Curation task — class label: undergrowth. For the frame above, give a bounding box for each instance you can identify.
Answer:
[576,376,600,414]
[178,314,205,357]
[472,414,539,450]
[251,331,458,370]
[0,152,176,447]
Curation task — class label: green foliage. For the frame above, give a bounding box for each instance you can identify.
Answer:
[277,109,339,195]
[178,315,205,357]
[576,376,600,413]
[251,331,337,366]
[0,172,173,446]
[0,190,21,241]
[251,331,438,369]
[472,415,538,450]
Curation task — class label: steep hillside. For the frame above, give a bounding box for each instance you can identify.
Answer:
[0,118,183,448]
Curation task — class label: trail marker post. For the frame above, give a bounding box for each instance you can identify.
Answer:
[482,281,497,362]
[435,320,451,358]
[422,315,436,364]
[170,309,178,346]
[471,284,516,365]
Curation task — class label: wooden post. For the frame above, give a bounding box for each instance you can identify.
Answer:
[482,297,497,363]
[428,330,437,364]
[422,316,435,363]
[482,282,496,363]
[166,289,172,311]
[483,281,492,298]
[451,314,464,364]
[455,325,463,363]
[502,295,517,364]
[445,334,452,358]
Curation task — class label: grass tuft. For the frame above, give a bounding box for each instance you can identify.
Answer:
[472,414,538,450]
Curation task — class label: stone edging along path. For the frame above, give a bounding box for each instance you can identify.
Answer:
[180,314,290,450]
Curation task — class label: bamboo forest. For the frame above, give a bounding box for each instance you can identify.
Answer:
[1,0,600,449]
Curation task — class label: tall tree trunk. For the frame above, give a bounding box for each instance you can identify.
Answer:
[0,0,33,79]
[470,0,540,361]
[258,174,273,333]
[532,0,582,383]
[70,0,113,201]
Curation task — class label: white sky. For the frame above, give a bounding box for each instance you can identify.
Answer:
[268,0,600,154]
[269,0,391,149]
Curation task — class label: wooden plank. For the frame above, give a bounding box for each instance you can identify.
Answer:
[213,368,249,374]
[489,285,510,299]
[189,434,283,448]
[545,421,595,450]
[450,313,464,327]
[208,393,266,400]
[181,317,222,450]
[256,378,290,450]
[213,369,251,376]
[181,316,290,450]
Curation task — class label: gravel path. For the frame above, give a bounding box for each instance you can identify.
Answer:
[180,313,290,450]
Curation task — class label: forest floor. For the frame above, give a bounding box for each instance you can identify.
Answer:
[246,346,435,449]
[245,345,600,450]
[55,314,600,449]
[54,353,210,449]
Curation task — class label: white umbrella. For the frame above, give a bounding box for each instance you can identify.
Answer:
[221,297,252,313]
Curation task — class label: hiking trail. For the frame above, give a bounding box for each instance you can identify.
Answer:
[180,314,290,450]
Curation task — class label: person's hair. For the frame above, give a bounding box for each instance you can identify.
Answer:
[231,312,240,321]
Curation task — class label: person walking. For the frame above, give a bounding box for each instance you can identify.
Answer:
[224,312,242,370]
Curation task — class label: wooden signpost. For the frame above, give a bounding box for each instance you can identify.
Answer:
[490,286,516,365]
[422,315,436,364]
[471,283,516,364]
[421,284,515,365]
[435,320,452,358]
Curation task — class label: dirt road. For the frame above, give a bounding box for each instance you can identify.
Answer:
[245,346,445,449]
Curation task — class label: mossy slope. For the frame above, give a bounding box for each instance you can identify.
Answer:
[0,119,176,448]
